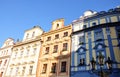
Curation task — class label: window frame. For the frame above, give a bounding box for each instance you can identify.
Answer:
[61,61,67,72]
[62,43,68,51]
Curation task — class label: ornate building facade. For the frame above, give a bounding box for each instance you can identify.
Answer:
[0,38,14,77]
[37,18,72,77]
[71,7,120,77]
[4,26,44,77]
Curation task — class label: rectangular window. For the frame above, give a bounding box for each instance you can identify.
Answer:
[117,29,120,39]
[4,59,7,66]
[45,47,49,54]
[26,33,29,39]
[79,36,84,44]
[95,31,102,40]
[26,50,29,56]
[15,52,17,58]
[63,32,68,37]
[22,67,26,75]
[21,51,23,57]
[47,36,51,41]
[42,64,47,73]
[9,68,13,75]
[29,66,33,75]
[61,61,66,72]
[63,43,68,51]
[92,22,96,26]
[55,34,59,39]
[15,67,19,75]
[51,63,56,73]
[78,58,85,66]
[32,31,35,37]
[53,45,58,53]
[33,48,37,55]
[83,25,87,29]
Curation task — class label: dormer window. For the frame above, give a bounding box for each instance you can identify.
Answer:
[32,31,35,37]
[56,24,59,29]
[26,33,29,39]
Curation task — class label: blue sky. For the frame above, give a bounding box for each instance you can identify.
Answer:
[0,0,120,47]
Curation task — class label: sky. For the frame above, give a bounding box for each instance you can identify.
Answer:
[0,0,120,47]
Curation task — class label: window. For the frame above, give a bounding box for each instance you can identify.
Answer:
[63,32,68,37]
[15,67,19,75]
[33,48,37,55]
[4,59,7,66]
[32,31,35,37]
[61,61,66,72]
[83,25,87,29]
[45,47,49,54]
[14,52,17,58]
[47,36,51,41]
[53,45,58,53]
[22,67,26,75]
[79,36,84,45]
[95,31,102,41]
[42,64,47,73]
[26,33,29,39]
[57,24,59,29]
[92,22,96,26]
[20,51,23,57]
[51,63,56,73]
[63,43,68,51]
[26,50,29,56]
[29,66,33,75]
[117,29,120,39]
[78,58,85,66]
[9,68,13,75]
[55,34,59,39]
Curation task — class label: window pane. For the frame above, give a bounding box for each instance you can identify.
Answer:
[42,64,47,73]
[61,61,66,72]
[63,43,68,51]
[51,63,56,73]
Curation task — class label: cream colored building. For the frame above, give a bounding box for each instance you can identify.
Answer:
[4,26,44,77]
[0,38,14,77]
[37,18,72,77]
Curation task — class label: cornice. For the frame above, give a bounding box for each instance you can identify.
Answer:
[0,45,13,50]
[14,37,41,47]
[42,25,72,36]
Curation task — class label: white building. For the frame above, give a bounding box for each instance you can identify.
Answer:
[0,38,14,77]
[4,26,44,77]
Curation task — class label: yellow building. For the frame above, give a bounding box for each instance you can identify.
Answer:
[0,38,14,77]
[37,18,72,77]
[4,26,44,77]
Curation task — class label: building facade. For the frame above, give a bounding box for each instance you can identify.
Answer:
[71,7,120,77]
[37,18,72,77]
[0,38,14,77]
[4,26,44,77]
